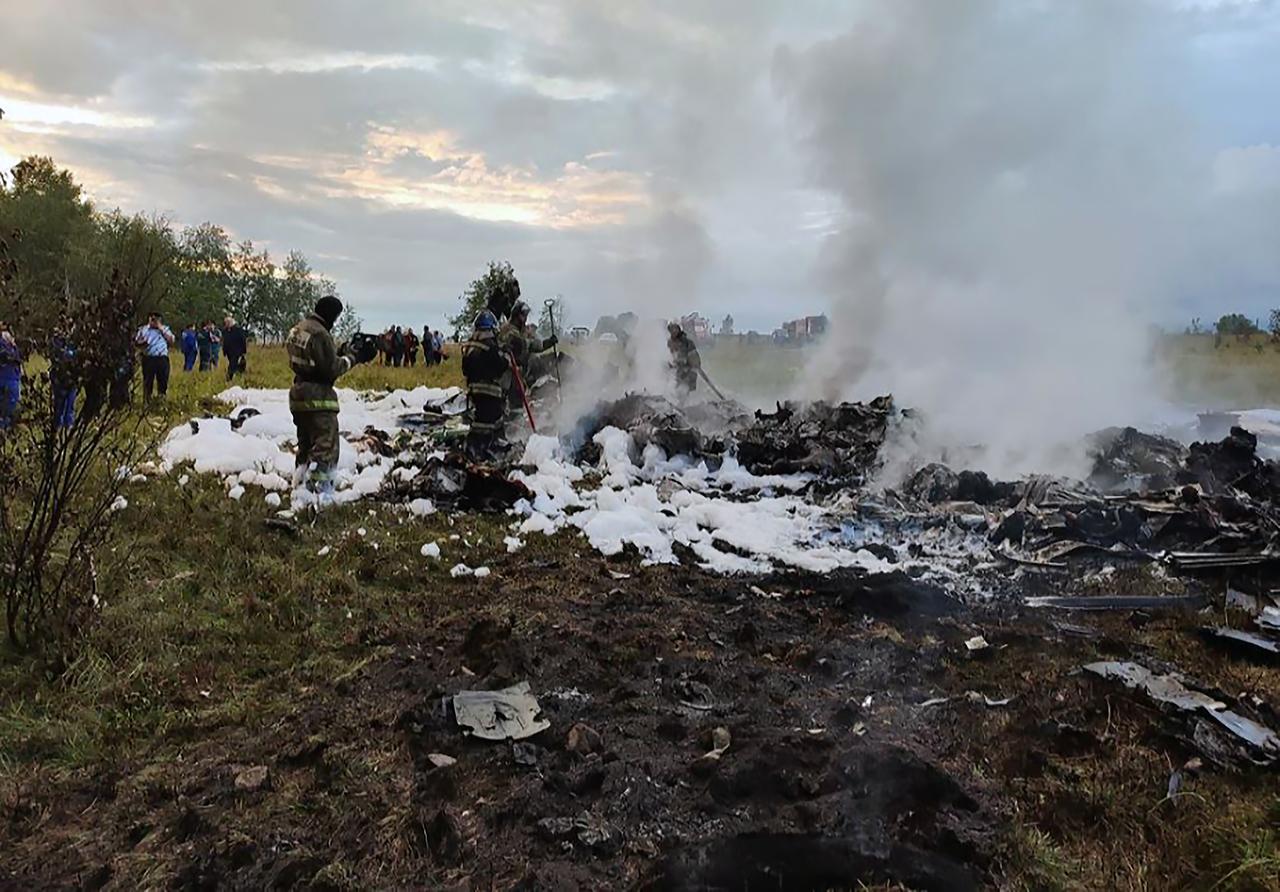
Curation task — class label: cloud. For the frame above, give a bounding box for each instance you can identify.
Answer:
[0,0,1277,342]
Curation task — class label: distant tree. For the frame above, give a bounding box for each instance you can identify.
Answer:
[1215,313,1259,337]
[226,240,278,339]
[449,261,520,339]
[93,211,178,319]
[0,156,98,326]
[538,295,565,340]
[333,302,363,341]
[1268,309,1280,343]
[176,222,234,325]
[275,251,319,340]
[0,154,341,340]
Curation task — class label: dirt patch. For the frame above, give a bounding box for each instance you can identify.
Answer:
[1,555,1276,890]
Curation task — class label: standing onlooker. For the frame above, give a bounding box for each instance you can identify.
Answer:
[135,312,174,400]
[180,323,198,371]
[378,329,392,366]
[405,327,419,366]
[222,315,248,381]
[0,321,21,430]
[209,322,222,367]
[49,325,77,429]
[197,321,213,371]
[391,326,405,367]
[432,328,445,364]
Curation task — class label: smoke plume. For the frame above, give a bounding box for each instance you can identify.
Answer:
[775,0,1278,479]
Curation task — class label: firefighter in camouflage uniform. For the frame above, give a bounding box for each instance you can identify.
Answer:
[667,321,701,399]
[498,301,558,411]
[286,296,364,497]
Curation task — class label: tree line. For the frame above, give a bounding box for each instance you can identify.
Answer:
[0,156,359,341]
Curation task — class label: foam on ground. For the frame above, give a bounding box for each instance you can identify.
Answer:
[162,388,894,576]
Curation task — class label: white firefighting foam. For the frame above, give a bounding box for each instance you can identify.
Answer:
[158,387,894,575]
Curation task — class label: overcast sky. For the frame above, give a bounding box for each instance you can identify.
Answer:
[1,0,1278,332]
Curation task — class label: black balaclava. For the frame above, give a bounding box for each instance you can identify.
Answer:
[314,296,344,330]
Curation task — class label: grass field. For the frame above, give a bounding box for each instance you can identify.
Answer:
[1160,333,1280,407]
[2,337,1279,888]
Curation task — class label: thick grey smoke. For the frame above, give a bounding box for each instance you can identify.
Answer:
[775,0,1280,479]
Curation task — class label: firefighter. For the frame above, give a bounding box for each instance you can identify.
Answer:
[286,296,363,499]
[462,310,510,460]
[498,301,557,408]
[667,321,701,398]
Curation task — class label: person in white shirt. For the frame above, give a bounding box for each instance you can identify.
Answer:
[134,312,175,400]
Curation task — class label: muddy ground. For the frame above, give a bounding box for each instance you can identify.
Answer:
[2,546,1278,891]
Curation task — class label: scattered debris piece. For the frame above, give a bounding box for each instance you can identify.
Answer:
[566,723,603,758]
[1025,594,1207,611]
[736,396,896,479]
[536,813,622,854]
[965,691,1013,707]
[1084,661,1280,766]
[511,742,540,767]
[233,766,270,793]
[426,753,457,769]
[1225,588,1263,614]
[385,454,532,512]
[691,726,732,773]
[964,635,990,654]
[1198,627,1280,664]
[421,542,441,559]
[452,682,550,741]
[672,679,716,712]
[264,517,298,535]
[1050,620,1099,638]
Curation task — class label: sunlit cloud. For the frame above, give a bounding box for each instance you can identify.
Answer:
[203,51,440,75]
[0,96,155,130]
[276,125,650,227]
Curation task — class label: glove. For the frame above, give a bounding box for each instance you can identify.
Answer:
[543,334,558,349]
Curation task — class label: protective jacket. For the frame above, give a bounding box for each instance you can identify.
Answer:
[498,322,550,384]
[286,313,352,412]
[669,332,701,372]
[462,333,508,400]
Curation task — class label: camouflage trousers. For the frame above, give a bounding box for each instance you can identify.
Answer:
[293,410,340,489]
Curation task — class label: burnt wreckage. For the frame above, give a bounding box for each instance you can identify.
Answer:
[385,391,1279,797]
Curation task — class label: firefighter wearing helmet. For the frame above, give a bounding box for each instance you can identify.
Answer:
[462,309,509,459]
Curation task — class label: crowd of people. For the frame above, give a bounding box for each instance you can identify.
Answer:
[0,310,450,432]
[177,317,248,380]
[374,325,447,367]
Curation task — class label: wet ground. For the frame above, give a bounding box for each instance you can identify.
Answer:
[2,552,1277,890]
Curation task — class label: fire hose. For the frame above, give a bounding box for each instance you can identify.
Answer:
[698,367,726,400]
[509,354,537,432]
